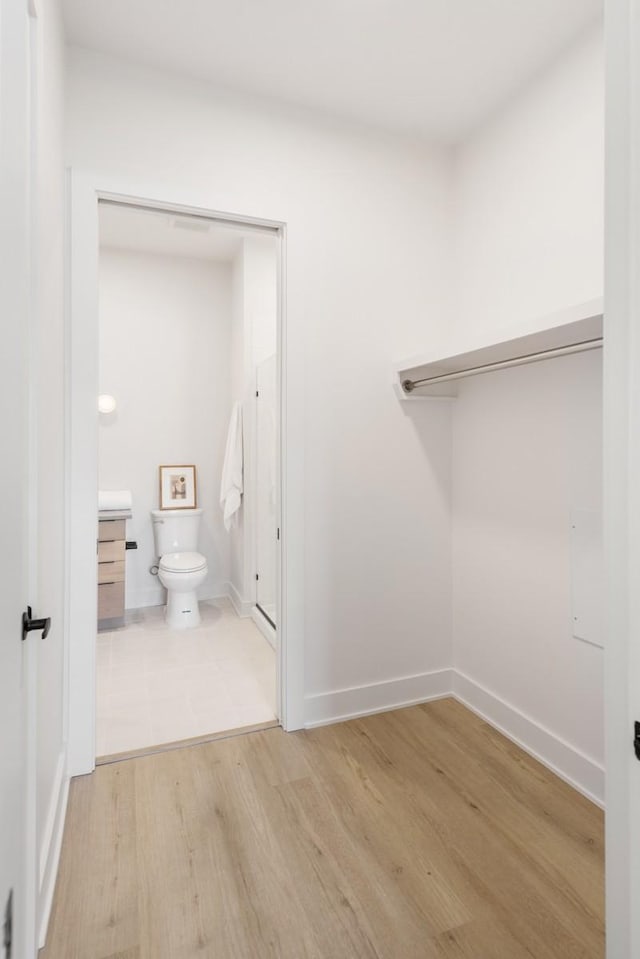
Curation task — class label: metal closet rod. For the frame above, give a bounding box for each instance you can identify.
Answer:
[402,337,603,393]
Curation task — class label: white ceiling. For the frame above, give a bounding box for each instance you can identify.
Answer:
[62,0,602,143]
[98,203,248,262]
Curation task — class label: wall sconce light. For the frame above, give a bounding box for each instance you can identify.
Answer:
[98,394,117,414]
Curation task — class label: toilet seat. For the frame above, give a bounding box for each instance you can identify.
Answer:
[159,551,207,573]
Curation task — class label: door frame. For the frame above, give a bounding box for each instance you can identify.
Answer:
[66,170,304,776]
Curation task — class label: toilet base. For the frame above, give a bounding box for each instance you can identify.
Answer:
[165,588,201,629]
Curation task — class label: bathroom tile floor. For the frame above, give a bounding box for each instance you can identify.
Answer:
[96,599,276,758]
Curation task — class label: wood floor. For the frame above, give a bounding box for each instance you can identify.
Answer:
[40,699,604,959]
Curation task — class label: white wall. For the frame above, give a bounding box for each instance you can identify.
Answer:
[452,353,603,767]
[229,248,246,607]
[453,24,604,340]
[244,235,277,367]
[227,235,278,610]
[446,23,604,796]
[33,0,69,945]
[67,47,454,709]
[67,27,604,789]
[98,248,233,607]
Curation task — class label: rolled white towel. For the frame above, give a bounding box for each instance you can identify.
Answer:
[99,489,133,511]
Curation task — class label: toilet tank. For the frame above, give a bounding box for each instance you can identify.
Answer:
[151,508,203,555]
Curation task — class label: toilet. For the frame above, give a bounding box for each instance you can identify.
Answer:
[151,508,208,628]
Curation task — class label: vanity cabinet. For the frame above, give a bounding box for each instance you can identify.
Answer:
[98,516,126,629]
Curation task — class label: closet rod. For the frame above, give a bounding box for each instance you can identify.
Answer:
[402,337,603,393]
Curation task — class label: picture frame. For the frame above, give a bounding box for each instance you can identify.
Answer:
[159,464,197,510]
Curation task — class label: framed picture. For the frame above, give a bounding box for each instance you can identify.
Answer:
[159,465,197,510]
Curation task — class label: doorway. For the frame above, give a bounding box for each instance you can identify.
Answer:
[66,177,302,775]
[93,201,279,759]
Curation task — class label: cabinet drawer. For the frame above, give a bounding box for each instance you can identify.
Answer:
[98,581,124,620]
[98,539,125,563]
[98,561,125,584]
[98,519,126,542]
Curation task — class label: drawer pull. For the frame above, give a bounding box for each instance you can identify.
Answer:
[100,581,116,586]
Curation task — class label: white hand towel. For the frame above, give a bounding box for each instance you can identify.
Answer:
[98,489,133,511]
[220,402,243,531]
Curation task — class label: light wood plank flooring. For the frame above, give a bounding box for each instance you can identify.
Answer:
[40,699,604,959]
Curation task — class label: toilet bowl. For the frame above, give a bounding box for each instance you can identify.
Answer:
[151,508,208,629]
[158,551,207,628]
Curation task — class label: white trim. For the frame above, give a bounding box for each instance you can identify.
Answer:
[304,667,604,808]
[109,584,272,635]
[125,582,230,611]
[251,606,276,649]
[107,587,250,623]
[67,171,304,776]
[275,224,305,731]
[67,172,99,775]
[452,671,604,807]
[226,581,253,618]
[304,669,453,728]
[37,752,69,949]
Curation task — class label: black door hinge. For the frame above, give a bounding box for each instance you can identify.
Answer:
[634,722,640,761]
[255,573,259,581]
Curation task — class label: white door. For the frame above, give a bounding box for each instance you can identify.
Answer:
[604,0,640,954]
[0,0,34,956]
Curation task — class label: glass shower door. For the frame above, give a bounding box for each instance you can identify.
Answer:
[255,354,277,627]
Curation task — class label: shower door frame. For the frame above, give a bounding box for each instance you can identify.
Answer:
[65,170,303,776]
[253,354,279,634]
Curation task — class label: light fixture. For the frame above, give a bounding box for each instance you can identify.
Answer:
[98,394,117,414]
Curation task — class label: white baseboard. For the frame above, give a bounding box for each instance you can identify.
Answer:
[452,670,605,807]
[304,668,453,729]
[227,581,253,618]
[251,606,276,648]
[126,583,164,609]
[199,583,231,603]
[38,750,70,948]
[126,582,230,611]
[303,667,604,807]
